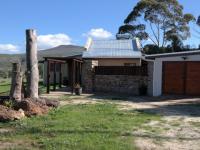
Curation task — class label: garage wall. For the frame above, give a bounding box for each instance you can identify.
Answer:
[152,54,200,96]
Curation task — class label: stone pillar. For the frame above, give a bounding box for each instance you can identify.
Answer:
[147,61,154,96]
[82,60,98,93]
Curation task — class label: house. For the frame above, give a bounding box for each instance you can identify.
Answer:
[42,45,86,93]
[81,37,148,95]
[42,36,200,97]
[83,37,143,66]
[146,50,200,96]
[42,37,147,95]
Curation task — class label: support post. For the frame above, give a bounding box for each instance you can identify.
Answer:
[46,61,50,94]
[59,63,62,88]
[71,60,75,94]
[53,62,56,91]
[26,29,39,99]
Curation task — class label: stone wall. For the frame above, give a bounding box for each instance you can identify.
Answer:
[82,60,153,95]
[82,60,98,93]
[94,75,148,95]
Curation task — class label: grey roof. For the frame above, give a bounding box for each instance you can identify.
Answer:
[145,50,200,59]
[39,45,86,59]
[82,39,142,59]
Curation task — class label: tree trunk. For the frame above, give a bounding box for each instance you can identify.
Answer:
[10,63,22,102]
[26,29,39,99]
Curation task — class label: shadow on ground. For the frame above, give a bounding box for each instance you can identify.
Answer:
[86,92,200,117]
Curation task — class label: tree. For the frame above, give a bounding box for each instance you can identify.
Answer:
[197,16,200,26]
[119,0,195,48]
[143,44,160,54]
[10,63,22,102]
[26,29,39,99]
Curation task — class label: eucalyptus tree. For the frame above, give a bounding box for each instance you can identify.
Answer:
[119,0,195,48]
[197,16,200,26]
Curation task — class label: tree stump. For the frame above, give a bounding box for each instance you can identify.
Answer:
[10,63,22,102]
[26,29,39,99]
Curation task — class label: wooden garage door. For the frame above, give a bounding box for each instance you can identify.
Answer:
[186,62,200,95]
[163,61,200,95]
[163,62,185,95]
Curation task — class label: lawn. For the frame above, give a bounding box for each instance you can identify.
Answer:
[0,78,46,96]
[0,78,10,95]
[0,103,160,150]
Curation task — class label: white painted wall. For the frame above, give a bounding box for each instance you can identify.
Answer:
[152,54,200,96]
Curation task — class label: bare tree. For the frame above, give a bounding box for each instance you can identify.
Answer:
[10,62,22,102]
[26,29,39,99]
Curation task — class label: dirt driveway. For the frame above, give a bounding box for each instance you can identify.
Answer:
[42,92,200,150]
[115,96,200,150]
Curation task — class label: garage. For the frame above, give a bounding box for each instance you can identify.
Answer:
[163,61,200,95]
[145,50,200,96]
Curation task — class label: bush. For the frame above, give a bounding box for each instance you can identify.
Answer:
[3,100,15,108]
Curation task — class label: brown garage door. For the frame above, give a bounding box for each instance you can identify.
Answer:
[163,61,200,95]
[186,62,200,95]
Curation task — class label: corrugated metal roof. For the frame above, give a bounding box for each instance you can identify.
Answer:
[83,39,142,58]
[145,50,200,59]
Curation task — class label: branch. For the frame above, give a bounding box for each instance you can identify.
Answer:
[149,22,159,46]
[157,23,160,47]
[161,18,167,48]
[148,35,158,46]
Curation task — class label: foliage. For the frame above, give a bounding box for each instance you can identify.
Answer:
[197,16,200,27]
[0,104,160,150]
[143,44,161,54]
[143,42,187,54]
[0,70,8,79]
[119,0,195,48]
[2,100,15,108]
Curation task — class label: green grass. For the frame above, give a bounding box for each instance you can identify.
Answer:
[0,104,160,150]
[0,79,47,96]
[0,78,10,95]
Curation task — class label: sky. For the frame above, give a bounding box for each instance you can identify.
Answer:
[0,0,199,54]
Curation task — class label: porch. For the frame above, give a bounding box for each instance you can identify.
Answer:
[44,56,83,94]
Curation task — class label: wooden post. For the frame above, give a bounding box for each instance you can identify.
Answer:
[53,62,56,91]
[26,29,39,99]
[59,63,62,88]
[10,63,22,102]
[46,60,50,94]
[68,61,72,87]
[71,60,75,93]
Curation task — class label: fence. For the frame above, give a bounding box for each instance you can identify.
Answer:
[94,66,147,76]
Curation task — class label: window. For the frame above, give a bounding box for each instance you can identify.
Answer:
[124,63,136,66]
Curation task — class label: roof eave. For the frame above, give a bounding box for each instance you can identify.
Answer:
[145,50,200,59]
[82,56,142,59]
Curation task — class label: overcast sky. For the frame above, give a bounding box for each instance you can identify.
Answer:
[0,0,199,54]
